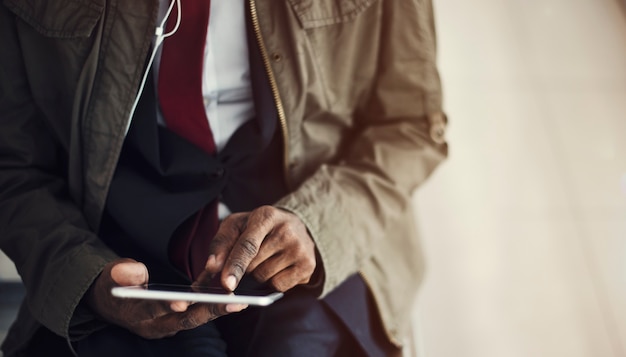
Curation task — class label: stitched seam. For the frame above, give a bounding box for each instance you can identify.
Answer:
[5,0,103,38]
[288,0,376,28]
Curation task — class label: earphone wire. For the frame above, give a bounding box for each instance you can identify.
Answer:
[124,0,181,136]
[161,0,181,38]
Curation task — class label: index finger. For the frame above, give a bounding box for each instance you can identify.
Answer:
[199,213,248,286]
[221,206,276,291]
[137,303,232,339]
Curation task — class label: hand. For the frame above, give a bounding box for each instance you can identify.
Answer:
[197,206,317,293]
[86,258,246,339]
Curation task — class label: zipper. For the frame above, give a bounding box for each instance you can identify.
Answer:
[248,0,291,189]
[358,271,404,347]
[249,0,402,349]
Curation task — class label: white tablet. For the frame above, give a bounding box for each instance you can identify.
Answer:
[111,284,284,306]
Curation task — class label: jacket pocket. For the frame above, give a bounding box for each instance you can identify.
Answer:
[287,0,377,28]
[4,0,104,38]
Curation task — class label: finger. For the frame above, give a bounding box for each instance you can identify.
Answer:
[250,225,316,287]
[269,266,312,292]
[110,260,149,286]
[221,206,277,291]
[250,253,292,284]
[207,213,248,271]
[225,303,249,313]
[109,261,191,314]
[108,261,191,316]
[193,254,221,287]
[246,214,313,274]
[132,300,178,321]
[245,233,282,273]
[169,301,191,313]
[138,303,240,339]
[205,253,219,273]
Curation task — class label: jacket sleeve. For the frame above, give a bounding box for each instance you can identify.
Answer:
[0,4,118,341]
[275,0,448,296]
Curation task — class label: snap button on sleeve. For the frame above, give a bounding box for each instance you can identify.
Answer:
[428,112,447,144]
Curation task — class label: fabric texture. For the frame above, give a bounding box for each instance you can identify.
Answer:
[74,324,227,357]
[0,0,447,355]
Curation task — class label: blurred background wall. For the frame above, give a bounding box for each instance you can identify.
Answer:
[412,0,625,356]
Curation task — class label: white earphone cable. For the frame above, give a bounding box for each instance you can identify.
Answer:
[125,0,181,136]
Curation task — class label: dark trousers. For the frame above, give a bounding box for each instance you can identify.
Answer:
[73,284,365,357]
[74,323,227,357]
[25,275,395,357]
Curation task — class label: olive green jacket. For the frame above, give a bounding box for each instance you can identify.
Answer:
[0,0,447,355]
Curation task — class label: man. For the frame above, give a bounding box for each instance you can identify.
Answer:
[0,0,447,356]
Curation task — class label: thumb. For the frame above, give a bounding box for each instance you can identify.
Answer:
[110,260,149,286]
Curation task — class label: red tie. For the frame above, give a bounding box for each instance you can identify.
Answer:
[158,0,217,280]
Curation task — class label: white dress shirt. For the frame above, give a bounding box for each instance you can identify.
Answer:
[155,0,255,217]
[155,0,255,152]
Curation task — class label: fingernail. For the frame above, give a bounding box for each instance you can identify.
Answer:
[215,255,225,268]
[225,275,237,291]
[205,255,216,269]
[170,301,188,312]
[226,304,248,313]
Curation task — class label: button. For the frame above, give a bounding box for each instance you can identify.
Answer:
[430,125,445,143]
[272,53,282,62]
[428,112,447,144]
